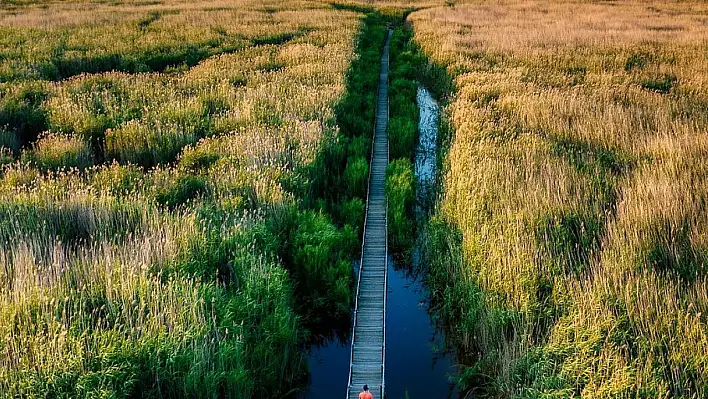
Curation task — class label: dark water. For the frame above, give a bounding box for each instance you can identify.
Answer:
[383,258,456,399]
[302,259,456,399]
[301,86,454,398]
[302,335,351,398]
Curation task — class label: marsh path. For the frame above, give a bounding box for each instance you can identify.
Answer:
[345,28,392,399]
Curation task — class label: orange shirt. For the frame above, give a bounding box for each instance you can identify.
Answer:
[359,392,373,399]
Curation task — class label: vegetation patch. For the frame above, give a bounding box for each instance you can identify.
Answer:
[625,52,653,71]
[413,1,708,396]
[384,20,427,260]
[386,158,415,253]
[0,83,49,146]
[640,73,677,94]
[251,27,314,46]
[0,2,371,397]
[23,131,93,171]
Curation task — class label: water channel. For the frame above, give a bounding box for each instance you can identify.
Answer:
[301,87,452,399]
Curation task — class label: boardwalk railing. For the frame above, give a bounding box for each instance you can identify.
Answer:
[346,28,392,399]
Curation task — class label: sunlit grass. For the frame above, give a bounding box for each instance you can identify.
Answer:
[0,0,368,396]
[414,1,708,397]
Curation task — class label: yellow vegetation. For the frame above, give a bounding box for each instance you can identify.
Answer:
[413,1,708,396]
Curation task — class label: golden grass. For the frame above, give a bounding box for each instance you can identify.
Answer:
[413,1,708,396]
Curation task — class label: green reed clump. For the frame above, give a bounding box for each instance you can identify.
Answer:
[178,144,222,172]
[152,172,207,210]
[89,163,144,195]
[344,155,369,198]
[0,83,48,145]
[290,211,357,320]
[388,116,416,160]
[386,158,415,252]
[340,197,366,230]
[23,132,93,170]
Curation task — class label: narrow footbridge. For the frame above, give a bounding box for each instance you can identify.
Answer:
[346,29,392,399]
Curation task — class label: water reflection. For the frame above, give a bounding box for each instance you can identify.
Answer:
[386,256,456,399]
[415,86,439,217]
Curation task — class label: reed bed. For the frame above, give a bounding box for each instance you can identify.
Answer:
[413,1,708,397]
[0,0,367,396]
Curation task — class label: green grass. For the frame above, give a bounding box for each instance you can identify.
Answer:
[386,158,415,252]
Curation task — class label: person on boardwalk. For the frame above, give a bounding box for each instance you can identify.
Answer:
[359,385,373,399]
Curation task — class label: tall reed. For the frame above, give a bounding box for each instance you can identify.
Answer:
[413,1,708,397]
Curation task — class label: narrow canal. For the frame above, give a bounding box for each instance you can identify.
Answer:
[301,86,453,399]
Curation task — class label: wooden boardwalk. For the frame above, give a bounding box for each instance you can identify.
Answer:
[346,29,392,399]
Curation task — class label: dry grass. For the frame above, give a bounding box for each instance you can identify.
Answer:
[414,1,708,397]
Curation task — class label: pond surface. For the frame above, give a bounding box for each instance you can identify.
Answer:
[301,86,455,399]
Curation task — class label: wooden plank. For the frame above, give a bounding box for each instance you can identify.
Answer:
[346,28,392,399]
